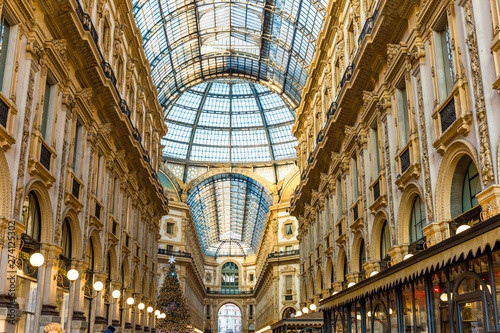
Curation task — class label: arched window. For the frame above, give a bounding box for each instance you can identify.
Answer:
[410,196,425,243]
[380,221,390,260]
[61,219,72,259]
[282,307,296,319]
[462,160,480,212]
[343,257,348,282]
[248,324,254,333]
[221,262,239,293]
[372,303,388,333]
[87,238,94,271]
[22,192,41,241]
[359,239,366,272]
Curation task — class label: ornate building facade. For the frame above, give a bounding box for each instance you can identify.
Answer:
[0,0,168,332]
[156,164,302,333]
[291,0,500,331]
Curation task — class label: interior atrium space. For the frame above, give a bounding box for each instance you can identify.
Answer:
[2,0,500,333]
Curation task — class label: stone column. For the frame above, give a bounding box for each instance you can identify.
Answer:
[38,243,63,331]
[93,272,108,332]
[123,288,134,333]
[70,260,88,333]
[110,280,122,330]
[476,185,500,221]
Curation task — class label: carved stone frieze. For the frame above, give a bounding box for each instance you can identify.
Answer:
[415,71,435,222]
[463,0,495,186]
[13,67,36,219]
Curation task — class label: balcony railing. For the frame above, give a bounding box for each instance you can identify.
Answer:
[327,102,338,119]
[40,143,51,171]
[408,237,427,255]
[316,129,324,144]
[373,180,380,201]
[340,64,355,89]
[158,249,192,258]
[440,98,456,133]
[358,9,378,45]
[268,250,300,258]
[206,288,253,295]
[0,97,8,128]
[400,147,411,174]
[74,1,169,205]
[448,205,482,237]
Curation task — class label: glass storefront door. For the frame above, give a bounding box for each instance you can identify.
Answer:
[458,300,485,333]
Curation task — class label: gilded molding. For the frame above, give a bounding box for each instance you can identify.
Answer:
[463,0,495,186]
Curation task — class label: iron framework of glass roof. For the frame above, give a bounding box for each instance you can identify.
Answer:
[132,0,327,109]
[187,173,272,257]
[161,80,297,164]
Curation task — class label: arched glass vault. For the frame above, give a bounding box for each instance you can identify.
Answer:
[187,173,272,257]
[161,79,297,163]
[132,0,327,108]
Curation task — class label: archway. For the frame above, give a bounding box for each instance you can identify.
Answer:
[218,303,241,333]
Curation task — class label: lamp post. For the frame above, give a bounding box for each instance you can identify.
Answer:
[64,268,80,333]
[30,252,45,333]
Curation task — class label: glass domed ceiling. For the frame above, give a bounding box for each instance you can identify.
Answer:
[161,80,297,164]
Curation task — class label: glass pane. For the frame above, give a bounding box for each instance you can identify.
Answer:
[431,271,451,333]
[460,301,485,333]
[414,278,429,333]
[402,283,414,330]
[373,303,388,333]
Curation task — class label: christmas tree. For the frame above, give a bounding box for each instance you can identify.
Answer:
[156,257,193,333]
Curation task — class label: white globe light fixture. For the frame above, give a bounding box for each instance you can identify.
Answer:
[370,271,379,277]
[348,282,356,288]
[138,303,145,310]
[29,253,45,267]
[309,304,317,311]
[403,254,413,260]
[155,310,160,316]
[302,307,309,314]
[296,310,302,317]
[127,297,135,305]
[147,306,153,313]
[456,225,471,234]
[67,269,79,281]
[112,290,121,299]
[440,293,448,302]
[93,281,104,292]
[161,313,166,318]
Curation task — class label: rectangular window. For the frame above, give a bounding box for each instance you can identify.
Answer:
[249,305,253,316]
[337,177,343,217]
[112,177,119,215]
[285,223,293,235]
[72,120,83,175]
[166,222,174,234]
[348,22,355,54]
[95,154,103,199]
[166,245,173,253]
[325,195,330,231]
[371,125,380,175]
[41,79,56,142]
[434,18,455,102]
[0,15,12,93]
[249,274,254,282]
[352,155,359,199]
[285,275,293,294]
[286,245,292,252]
[316,210,320,241]
[396,80,410,148]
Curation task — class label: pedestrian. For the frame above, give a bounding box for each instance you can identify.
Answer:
[104,325,116,333]
[44,323,63,333]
